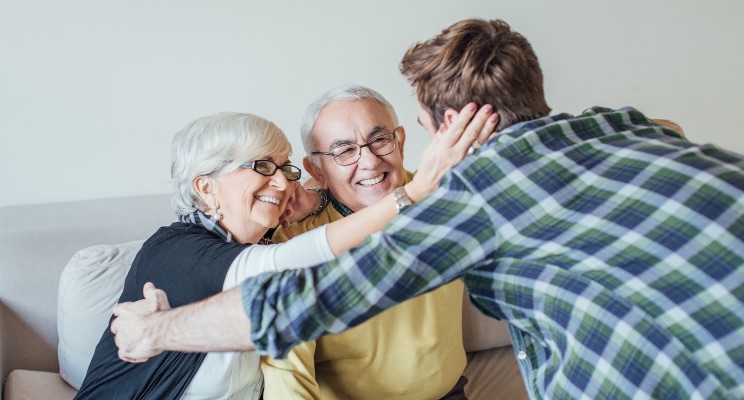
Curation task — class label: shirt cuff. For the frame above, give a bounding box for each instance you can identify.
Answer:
[241,272,294,358]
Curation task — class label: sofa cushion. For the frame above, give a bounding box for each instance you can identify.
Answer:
[461,291,513,352]
[4,370,77,400]
[463,347,529,400]
[56,240,144,389]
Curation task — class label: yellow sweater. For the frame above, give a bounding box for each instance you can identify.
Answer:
[260,172,467,400]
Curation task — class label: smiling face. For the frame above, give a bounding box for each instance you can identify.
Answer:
[306,99,406,212]
[204,155,293,244]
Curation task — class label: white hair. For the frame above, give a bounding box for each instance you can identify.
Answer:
[170,112,292,215]
[300,84,398,165]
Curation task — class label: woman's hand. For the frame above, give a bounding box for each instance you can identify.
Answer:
[405,103,498,202]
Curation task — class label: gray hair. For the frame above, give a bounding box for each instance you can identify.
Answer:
[170,112,292,215]
[300,84,398,164]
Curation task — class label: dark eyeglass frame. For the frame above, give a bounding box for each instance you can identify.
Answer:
[240,159,302,181]
[310,129,398,166]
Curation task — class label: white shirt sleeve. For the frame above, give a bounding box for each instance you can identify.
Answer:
[222,225,333,290]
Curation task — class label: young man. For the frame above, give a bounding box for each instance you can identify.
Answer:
[113,19,744,399]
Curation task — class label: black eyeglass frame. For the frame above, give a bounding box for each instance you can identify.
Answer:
[240,159,302,181]
[310,129,398,166]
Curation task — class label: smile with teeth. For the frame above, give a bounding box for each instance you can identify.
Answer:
[256,195,280,205]
[358,173,386,187]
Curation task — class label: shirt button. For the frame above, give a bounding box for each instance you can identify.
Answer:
[517,351,527,360]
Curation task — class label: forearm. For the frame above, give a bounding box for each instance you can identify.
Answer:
[227,226,333,287]
[243,178,494,358]
[326,182,426,256]
[154,287,254,353]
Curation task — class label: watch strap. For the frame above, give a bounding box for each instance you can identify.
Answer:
[393,187,413,213]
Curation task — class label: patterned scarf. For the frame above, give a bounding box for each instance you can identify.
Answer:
[178,210,272,245]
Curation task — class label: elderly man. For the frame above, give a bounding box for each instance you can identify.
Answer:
[263,84,475,399]
[113,18,744,399]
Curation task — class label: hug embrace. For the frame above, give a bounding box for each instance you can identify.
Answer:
[79,18,744,400]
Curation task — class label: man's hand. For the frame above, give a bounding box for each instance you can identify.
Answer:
[279,181,322,228]
[111,282,171,363]
[651,118,685,137]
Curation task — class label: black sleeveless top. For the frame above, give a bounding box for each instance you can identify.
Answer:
[75,222,248,400]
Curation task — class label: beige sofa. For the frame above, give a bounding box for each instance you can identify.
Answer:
[0,194,528,400]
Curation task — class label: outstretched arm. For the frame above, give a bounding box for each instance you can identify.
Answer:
[112,104,497,362]
[111,284,251,361]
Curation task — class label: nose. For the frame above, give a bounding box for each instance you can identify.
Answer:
[269,170,289,191]
[356,145,382,169]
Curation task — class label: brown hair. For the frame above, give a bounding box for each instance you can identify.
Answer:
[400,19,551,131]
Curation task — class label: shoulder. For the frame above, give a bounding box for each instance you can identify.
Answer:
[403,169,415,183]
[126,223,248,305]
[273,207,341,243]
[135,222,246,275]
[142,223,237,252]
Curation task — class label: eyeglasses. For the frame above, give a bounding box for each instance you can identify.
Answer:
[311,130,398,166]
[240,160,302,181]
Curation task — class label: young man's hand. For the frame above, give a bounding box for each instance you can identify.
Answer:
[111,282,170,363]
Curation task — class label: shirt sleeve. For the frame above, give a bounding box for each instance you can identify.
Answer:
[242,171,498,358]
[223,225,333,290]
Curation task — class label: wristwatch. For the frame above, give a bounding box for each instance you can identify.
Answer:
[393,187,413,213]
[307,187,328,216]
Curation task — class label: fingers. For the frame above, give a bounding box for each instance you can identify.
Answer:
[438,103,478,145]
[476,112,499,147]
[280,181,302,228]
[120,355,148,364]
[289,181,300,203]
[142,282,156,298]
[450,104,494,155]
[434,103,495,157]
[116,341,150,363]
[143,282,160,312]
[280,206,292,228]
[110,311,125,335]
[154,290,171,311]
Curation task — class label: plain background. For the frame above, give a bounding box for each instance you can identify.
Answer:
[2,0,743,208]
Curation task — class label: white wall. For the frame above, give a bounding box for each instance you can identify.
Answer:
[1,1,743,208]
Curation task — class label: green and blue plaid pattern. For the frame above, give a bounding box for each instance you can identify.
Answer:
[243,107,744,399]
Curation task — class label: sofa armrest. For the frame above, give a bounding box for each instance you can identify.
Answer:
[462,289,512,353]
[0,194,174,387]
[1,301,5,386]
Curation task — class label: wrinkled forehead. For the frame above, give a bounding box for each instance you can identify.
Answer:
[312,99,396,150]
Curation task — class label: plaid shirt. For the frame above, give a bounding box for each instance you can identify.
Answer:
[243,107,744,399]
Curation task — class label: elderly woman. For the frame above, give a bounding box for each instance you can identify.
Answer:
[74,108,495,400]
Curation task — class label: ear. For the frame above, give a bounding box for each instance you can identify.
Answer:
[303,157,328,189]
[193,175,218,211]
[443,108,459,129]
[395,125,406,162]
